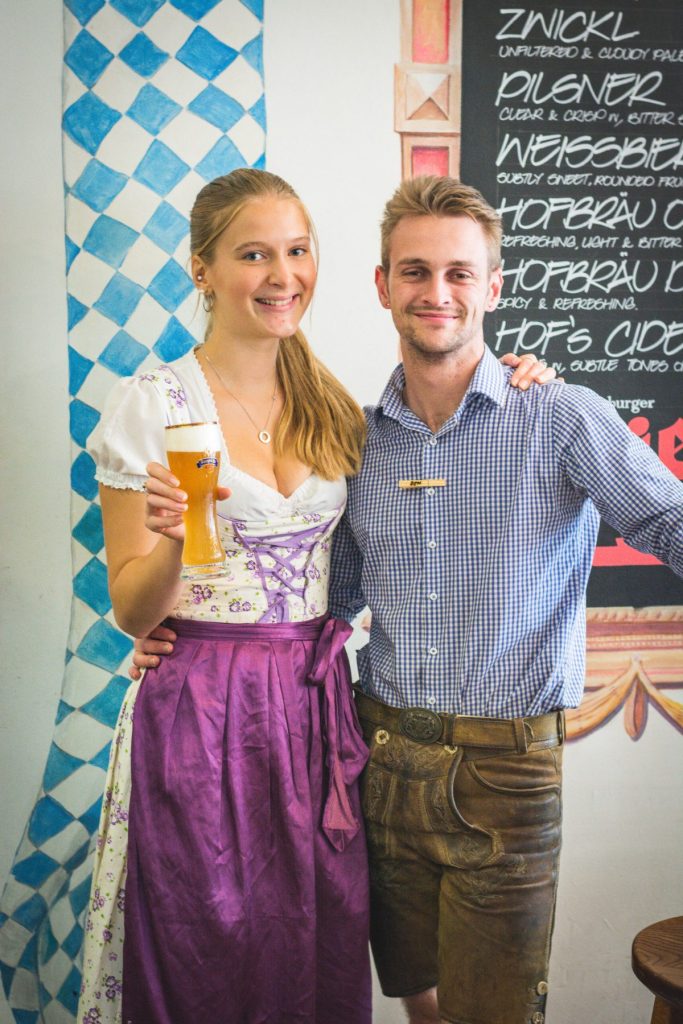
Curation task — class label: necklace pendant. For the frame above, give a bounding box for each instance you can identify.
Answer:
[258,430,271,444]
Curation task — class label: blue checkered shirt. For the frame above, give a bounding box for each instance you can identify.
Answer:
[329,346,683,717]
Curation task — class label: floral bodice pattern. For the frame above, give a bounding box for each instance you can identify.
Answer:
[88,351,346,625]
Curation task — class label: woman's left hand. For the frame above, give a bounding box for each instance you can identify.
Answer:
[500,352,559,390]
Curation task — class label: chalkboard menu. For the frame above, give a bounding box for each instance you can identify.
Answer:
[461,0,683,607]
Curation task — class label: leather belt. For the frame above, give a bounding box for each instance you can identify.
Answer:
[354,690,565,753]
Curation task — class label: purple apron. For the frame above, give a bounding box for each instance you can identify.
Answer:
[122,614,371,1024]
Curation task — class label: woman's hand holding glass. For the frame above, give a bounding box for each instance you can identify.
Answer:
[144,462,232,577]
[143,460,232,539]
[144,461,190,542]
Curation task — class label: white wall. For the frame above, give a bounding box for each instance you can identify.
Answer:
[265,2,400,404]
[1,3,682,1023]
[0,3,71,1021]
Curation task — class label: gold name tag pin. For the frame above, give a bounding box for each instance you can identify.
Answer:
[398,478,446,489]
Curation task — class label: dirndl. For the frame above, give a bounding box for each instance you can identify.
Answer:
[122,614,371,1024]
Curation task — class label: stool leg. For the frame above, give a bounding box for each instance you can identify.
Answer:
[651,997,683,1024]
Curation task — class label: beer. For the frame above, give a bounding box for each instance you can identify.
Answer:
[165,422,228,580]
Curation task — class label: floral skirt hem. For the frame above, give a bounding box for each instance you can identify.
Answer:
[78,679,140,1024]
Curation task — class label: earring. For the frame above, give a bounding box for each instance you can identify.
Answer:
[202,290,214,313]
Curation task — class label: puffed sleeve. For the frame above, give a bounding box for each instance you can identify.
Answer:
[88,374,169,491]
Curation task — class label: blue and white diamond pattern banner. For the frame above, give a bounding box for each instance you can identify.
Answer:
[0,3,265,1021]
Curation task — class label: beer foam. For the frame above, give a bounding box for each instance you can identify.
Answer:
[165,422,221,452]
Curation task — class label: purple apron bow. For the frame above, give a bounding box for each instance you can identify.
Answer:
[308,616,368,852]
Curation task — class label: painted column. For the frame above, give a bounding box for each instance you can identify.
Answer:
[395,0,462,179]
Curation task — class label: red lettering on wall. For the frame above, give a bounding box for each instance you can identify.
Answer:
[628,416,651,447]
[593,414,680,567]
[658,417,683,481]
[593,539,662,568]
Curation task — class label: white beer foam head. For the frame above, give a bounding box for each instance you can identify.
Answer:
[165,422,221,452]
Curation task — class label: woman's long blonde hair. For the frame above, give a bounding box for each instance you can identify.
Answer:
[190,169,366,478]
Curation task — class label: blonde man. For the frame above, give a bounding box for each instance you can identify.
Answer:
[329,176,683,1024]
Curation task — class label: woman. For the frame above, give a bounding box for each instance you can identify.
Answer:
[79,167,552,1024]
[80,168,372,1024]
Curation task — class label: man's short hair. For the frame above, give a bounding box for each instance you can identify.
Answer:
[380,176,502,271]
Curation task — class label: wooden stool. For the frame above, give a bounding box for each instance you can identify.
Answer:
[632,917,683,1024]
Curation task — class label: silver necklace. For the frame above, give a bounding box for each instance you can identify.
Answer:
[203,350,278,444]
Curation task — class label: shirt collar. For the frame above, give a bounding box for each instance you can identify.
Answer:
[375,345,507,427]
[469,345,508,407]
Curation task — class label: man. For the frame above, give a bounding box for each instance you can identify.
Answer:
[324,176,683,1024]
[133,177,683,1024]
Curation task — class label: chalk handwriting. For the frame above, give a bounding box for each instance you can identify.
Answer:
[605,320,683,358]
[494,319,683,362]
[497,172,546,185]
[503,234,579,247]
[572,360,620,372]
[553,297,636,310]
[496,9,639,44]
[496,317,592,356]
[627,112,683,126]
[495,71,663,108]
[499,45,580,59]
[498,195,661,232]
[652,49,683,62]
[503,259,662,295]
[497,134,683,170]
[598,47,651,61]
[638,237,681,249]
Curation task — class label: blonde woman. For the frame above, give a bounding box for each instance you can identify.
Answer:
[81,169,371,1024]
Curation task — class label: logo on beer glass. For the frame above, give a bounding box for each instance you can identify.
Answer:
[165,422,228,581]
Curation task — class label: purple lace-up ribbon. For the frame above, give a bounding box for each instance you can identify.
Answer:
[222,512,343,623]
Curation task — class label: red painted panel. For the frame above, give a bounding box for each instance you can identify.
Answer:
[412,0,450,63]
[411,146,450,177]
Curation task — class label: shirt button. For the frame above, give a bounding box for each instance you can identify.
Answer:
[426,487,435,496]
[428,647,438,656]
[427,696,436,704]
[428,592,438,601]
[429,436,437,446]
[427,540,437,549]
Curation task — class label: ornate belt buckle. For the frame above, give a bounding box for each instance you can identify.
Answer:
[398,707,443,744]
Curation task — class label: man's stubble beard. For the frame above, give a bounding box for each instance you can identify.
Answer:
[401,321,475,365]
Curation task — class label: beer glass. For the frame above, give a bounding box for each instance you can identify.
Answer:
[164,422,228,580]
